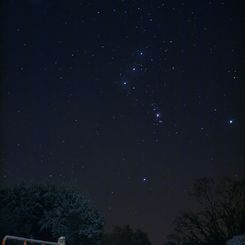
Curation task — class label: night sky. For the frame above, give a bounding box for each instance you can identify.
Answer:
[1,0,245,244]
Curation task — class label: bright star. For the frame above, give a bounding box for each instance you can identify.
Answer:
[156,113,160,118]
[132,67,136,71]
[229,119,234,124]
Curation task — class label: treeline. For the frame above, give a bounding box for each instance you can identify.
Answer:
[0,184,151,245]
[0,177,244,245]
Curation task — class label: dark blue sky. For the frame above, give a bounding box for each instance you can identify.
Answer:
[1,0,245,244]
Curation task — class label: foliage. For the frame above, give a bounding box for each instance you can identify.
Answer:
[0,184,104,245]
[102,225,151,245]
[164,178,245,245]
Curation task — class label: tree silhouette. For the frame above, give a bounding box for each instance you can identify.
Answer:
[103,225,151,245]
[0,184,104,245]
[164,178,245,245]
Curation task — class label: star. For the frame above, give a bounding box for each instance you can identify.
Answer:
[3,1,243,244]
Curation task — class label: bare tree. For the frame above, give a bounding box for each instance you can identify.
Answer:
[165,178,245,245]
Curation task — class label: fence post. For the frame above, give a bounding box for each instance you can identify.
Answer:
[58,237,65,245]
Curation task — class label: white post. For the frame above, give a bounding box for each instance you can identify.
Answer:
[58,237,65,245]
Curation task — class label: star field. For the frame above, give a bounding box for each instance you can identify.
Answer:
[1,0,245,244]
